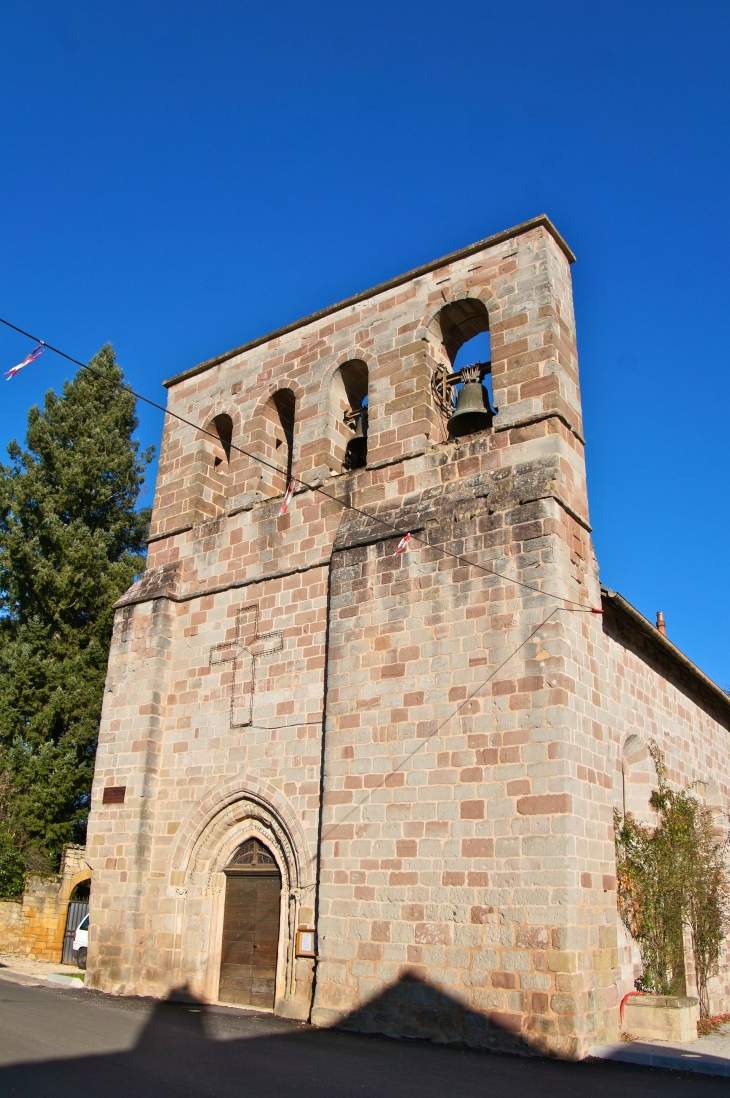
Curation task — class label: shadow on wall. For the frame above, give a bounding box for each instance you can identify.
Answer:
[0,983,722,1098]
[335,972,530,1053]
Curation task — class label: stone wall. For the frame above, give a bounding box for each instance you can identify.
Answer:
[84,215,730,1057]
[599,593,730,1016]
[309,442,623,1059]
[0,845,90,962]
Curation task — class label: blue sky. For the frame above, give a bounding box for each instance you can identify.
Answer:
[1,2,728,684]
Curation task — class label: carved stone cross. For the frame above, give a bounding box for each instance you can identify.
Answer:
[209,604,283,727]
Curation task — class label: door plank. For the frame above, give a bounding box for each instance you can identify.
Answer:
[219,872,281,1008]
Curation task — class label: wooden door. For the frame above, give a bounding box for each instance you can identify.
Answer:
[219,871,281,1008]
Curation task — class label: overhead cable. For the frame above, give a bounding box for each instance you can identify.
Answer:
[0,315,601,613]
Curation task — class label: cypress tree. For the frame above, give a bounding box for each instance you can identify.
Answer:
[0,345,153,875]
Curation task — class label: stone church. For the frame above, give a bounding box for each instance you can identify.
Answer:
[85,215,730,1058]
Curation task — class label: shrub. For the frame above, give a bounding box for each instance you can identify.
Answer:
[615,742,730,1016]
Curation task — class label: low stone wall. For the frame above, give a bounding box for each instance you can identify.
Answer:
[0,845,91,963]
[0,876,64,960]
[623,995,699,1043]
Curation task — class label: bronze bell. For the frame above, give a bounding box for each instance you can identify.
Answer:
[447,364,493,438]
[345,408,368,468]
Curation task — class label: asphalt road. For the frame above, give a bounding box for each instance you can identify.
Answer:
[0,977,726,1098]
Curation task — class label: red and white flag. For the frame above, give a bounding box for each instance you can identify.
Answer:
[5,342,44,380]
[278,479,295,516]
[395,533,411,555]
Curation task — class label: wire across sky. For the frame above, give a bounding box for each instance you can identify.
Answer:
[0,315,602,614]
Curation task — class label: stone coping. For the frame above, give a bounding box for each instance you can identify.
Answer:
[162,215,575,389]
[601,586,730,726]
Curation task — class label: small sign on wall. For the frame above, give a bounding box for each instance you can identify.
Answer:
[295,927,316,957]
[102,786,126,804]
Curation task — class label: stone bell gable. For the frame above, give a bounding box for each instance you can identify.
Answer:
[85,215,730,1058]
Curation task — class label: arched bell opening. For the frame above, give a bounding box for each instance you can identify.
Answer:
[219,837,282,1009]
[433,300,495,439]
[440,299,490,366]
[333,360,369,470]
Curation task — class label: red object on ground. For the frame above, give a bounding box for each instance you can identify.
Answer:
[620,990,646,1025]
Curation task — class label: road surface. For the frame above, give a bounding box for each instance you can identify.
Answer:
[0,975,725,1097]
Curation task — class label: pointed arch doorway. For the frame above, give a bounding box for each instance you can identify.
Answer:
[219,838,282,1008]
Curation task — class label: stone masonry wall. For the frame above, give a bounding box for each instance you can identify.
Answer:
[310,442,623,1058]
[0,877,62,961]
[597,603,730,1016]
[0,845,91,962]
[85,215,730,1058]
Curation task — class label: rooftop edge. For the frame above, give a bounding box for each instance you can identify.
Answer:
[601,585,730,726]
[162,214,575,389]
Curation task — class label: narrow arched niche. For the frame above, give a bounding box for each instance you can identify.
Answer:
[211,414,233,470]
[195,411,235,519]
[251,389,296,495]
[621,735,659,823]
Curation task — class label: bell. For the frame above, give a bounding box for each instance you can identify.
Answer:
[447,365,493,438]
[345,409,368,468]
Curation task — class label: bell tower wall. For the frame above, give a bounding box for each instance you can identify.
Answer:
[86,217,626,1055]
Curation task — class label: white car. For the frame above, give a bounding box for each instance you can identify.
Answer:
[72,914,89,970]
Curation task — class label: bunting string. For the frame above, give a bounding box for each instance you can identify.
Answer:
[4,342,44,380]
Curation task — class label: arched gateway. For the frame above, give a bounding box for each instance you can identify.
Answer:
[219,838,282,1009]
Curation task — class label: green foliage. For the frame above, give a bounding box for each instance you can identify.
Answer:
[0,823,25,898]
[0,770,55,895]
[0,345,153,867]
[0,771,25,896]
[615,742,730,1016]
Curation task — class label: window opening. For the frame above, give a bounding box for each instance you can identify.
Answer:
[227,837,278,871]
[621,735,659,824]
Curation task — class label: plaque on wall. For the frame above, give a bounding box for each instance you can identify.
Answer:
[295,927,316,957]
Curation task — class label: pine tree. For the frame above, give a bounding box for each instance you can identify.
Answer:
[0,345,153,874]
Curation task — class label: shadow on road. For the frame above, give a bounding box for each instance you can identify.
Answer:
[1,982,727,1098]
